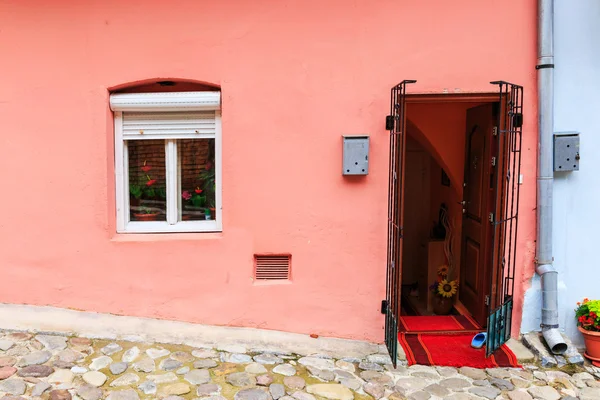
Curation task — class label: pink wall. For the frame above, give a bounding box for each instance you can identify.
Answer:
[0,0,537,341]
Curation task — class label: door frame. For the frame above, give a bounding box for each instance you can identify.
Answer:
[405,92,499,104]
[384,88,517,365]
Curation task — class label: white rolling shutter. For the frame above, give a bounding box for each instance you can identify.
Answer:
[122,111,216,139]
[110,91,220,112]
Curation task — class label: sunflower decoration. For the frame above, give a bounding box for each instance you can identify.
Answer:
[437,279,458,298]
[437,264,449,277]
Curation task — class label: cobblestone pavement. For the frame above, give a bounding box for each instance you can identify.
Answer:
[0,330,599,400]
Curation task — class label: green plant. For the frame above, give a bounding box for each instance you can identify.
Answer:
[181,143,215,209]
[182,188,206,208]
[199,160,215,208]
[129,184,144,200]
[136,206,157,215]
[129,161,165,200]
[575,298,600,332]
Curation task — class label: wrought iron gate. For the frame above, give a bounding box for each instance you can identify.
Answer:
[486,81,523,356]
[383,80,415,366]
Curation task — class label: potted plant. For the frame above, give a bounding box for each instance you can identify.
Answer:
[575,298,600,362]
[133,206,160,221]
[182,188,206,220]
[430,265,458,315]
[129,161,164,221]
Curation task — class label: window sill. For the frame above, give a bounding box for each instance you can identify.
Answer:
[111,232,223,242]
[117,220,221,234]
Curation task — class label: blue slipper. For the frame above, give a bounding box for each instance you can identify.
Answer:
[471,333,487,349]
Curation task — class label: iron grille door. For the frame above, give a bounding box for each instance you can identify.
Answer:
[486,81,523,357]
[383,80,415,367]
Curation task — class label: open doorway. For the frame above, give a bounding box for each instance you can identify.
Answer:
[399,96,499,329]
[384,81,524,366]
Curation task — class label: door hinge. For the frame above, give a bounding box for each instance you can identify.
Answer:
[485,295,490,306]
[489,212,494,223]
[513,113,523,128]
[493,126,498,136]
[491,157,496,167]
[381,300,388,314]
[386,115,394,131]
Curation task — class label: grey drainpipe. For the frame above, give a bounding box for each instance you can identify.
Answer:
[536,0,567,354]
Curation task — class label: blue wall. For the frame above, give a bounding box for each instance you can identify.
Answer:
[521,0,600,346]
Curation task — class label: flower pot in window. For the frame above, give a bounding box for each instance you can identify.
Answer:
[133,213,160,222]
[579,326,600,361]
[209,207,216,220]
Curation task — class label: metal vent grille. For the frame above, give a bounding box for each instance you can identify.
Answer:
[254,255,291,280]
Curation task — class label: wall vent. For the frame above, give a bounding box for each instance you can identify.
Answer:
[254,254,291,281]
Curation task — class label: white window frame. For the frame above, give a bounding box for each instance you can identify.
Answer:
[111,91,222,233]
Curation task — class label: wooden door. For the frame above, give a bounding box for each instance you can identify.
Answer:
[459,104,495,327]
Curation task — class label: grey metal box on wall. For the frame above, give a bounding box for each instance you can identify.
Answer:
[553,133,580,172]
[342,136,369,175]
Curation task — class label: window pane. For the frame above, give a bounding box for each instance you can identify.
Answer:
[127,140,167,222]
[179,139,216,221]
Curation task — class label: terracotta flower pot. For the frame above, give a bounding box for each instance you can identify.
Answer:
[133,213,159,222]
[579,326,600,361]
[210,207,216,220]
[432,295,454,315]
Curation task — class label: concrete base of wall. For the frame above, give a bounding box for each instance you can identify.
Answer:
[522,331,584,368]
[0,303,388,359]
[506,338,536,364]
[0,302,544,366]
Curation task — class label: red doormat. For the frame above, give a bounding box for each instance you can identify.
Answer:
[398,332,521,368]
[399,315,482,333]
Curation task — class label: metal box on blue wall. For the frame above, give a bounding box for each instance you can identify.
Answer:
[554,133,580,172]
[342,136,369,175]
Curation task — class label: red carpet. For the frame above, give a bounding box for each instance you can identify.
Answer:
[399,315,481,333]
[398,332,521,368]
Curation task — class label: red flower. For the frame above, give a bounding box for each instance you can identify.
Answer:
[195,187,203,194]
[582,316,595,326]
[141,160,152,172]
[146,179,157,186]
[205,162,212,170]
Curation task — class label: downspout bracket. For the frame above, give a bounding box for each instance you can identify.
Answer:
[540,324,559,329]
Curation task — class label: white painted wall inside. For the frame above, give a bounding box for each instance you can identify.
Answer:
[521,0,600,346]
